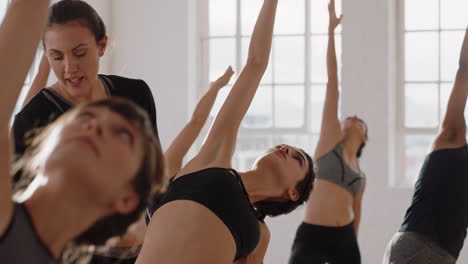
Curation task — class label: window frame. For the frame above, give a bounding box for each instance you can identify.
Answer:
[395,0,467,187]
[199,0,343,170]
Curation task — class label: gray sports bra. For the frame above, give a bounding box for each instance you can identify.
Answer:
[316,142,365,197]
[0,203,57,264]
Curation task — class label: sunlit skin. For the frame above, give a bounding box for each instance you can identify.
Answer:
[44,22,108,105]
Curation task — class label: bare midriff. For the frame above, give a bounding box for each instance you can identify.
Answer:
[304,179,354,227]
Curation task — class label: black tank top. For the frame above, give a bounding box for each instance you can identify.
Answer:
[400,145,468,259]
[154,168,261,261]
[0,203,57,263]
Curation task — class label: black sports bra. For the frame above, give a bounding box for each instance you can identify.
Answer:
[154,167,261,261]
[0,203,57,264]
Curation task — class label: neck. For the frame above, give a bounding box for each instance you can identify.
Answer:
[21,172,106,258]
[53,77,106,105]
[238,169,284,203]
[342,134,362,161]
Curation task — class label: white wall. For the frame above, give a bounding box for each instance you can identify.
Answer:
[110,0,192,150]
[107,0,468,263]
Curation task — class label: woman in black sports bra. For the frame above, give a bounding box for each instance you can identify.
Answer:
[0,2,165,263]
[289,1,368,263]
[383,27,468,264]
[138,1,315,263]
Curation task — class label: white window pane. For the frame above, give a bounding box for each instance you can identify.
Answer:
[441,0,468,29]
[405,135,434,186]
[275,0,305,35]
[210,0,237,36]
[405,0,438,30]
[311,35,342,83]
[440,83,468,122]
[441,31,465,81]
[272,134,318,157]
[242,37,273,84]
[310,84,326,133]
[405,83,439,128]
[405,32,439,81]
[241,0,262,35]
[243,86,273,128]
[209,38,236,82]
[274,36,305,83]
[0,2,6,23]
[274,85,305,128]
[311,0,342,34]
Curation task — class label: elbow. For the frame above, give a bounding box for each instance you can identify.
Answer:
[245,56,269,72]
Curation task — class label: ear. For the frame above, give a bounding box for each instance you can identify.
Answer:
[288,189,299,202]
[97,35,108,57]
[112,189,140,215]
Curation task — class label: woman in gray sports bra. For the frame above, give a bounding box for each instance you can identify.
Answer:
[0,2,165,263]
[289,1,368,263]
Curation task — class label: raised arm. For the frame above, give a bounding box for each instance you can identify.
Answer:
[0,0,51,234]
[164,66,234,178]
[314,0,343,159]
[186,0,277,169]
[433,27,468,151]
[21,53,50,107]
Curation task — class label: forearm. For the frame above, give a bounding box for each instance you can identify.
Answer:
[191,87,219,125]
[164,88,220,177]
[0,0,50,128]
[246,0,277,68]
[327,29,339,88]
[441,29,468,131]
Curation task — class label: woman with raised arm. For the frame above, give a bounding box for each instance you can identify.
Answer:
[383,27,468,264]
[12,0,160,162]
[137,1,314,263]
[289,1,367,263]
[0,1,165,264]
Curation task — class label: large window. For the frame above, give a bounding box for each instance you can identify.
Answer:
[397,0,467,185]
[205,0,342,170]
[0,0,8,22]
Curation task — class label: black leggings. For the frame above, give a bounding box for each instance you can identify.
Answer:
[289,222,361,264]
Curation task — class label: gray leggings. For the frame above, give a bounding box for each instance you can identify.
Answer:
[383,232,456,264]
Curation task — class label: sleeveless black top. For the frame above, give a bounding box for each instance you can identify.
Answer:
[12,74,159,158]
[0,203,57,264]
[154,168,261,261]
[400,145,468,259]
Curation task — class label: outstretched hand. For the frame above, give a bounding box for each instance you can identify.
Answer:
[210,66,235,91]
[328,0,342,32]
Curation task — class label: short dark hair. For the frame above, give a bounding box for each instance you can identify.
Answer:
[253,149,315,219]
[46,0,106,43]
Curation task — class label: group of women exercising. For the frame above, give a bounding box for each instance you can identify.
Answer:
[0,0,467,263]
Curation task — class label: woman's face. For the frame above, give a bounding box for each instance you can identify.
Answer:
[44,22,107,100]
[253,144,309,201]
[41,106,144,211]
[342,115,367,141]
